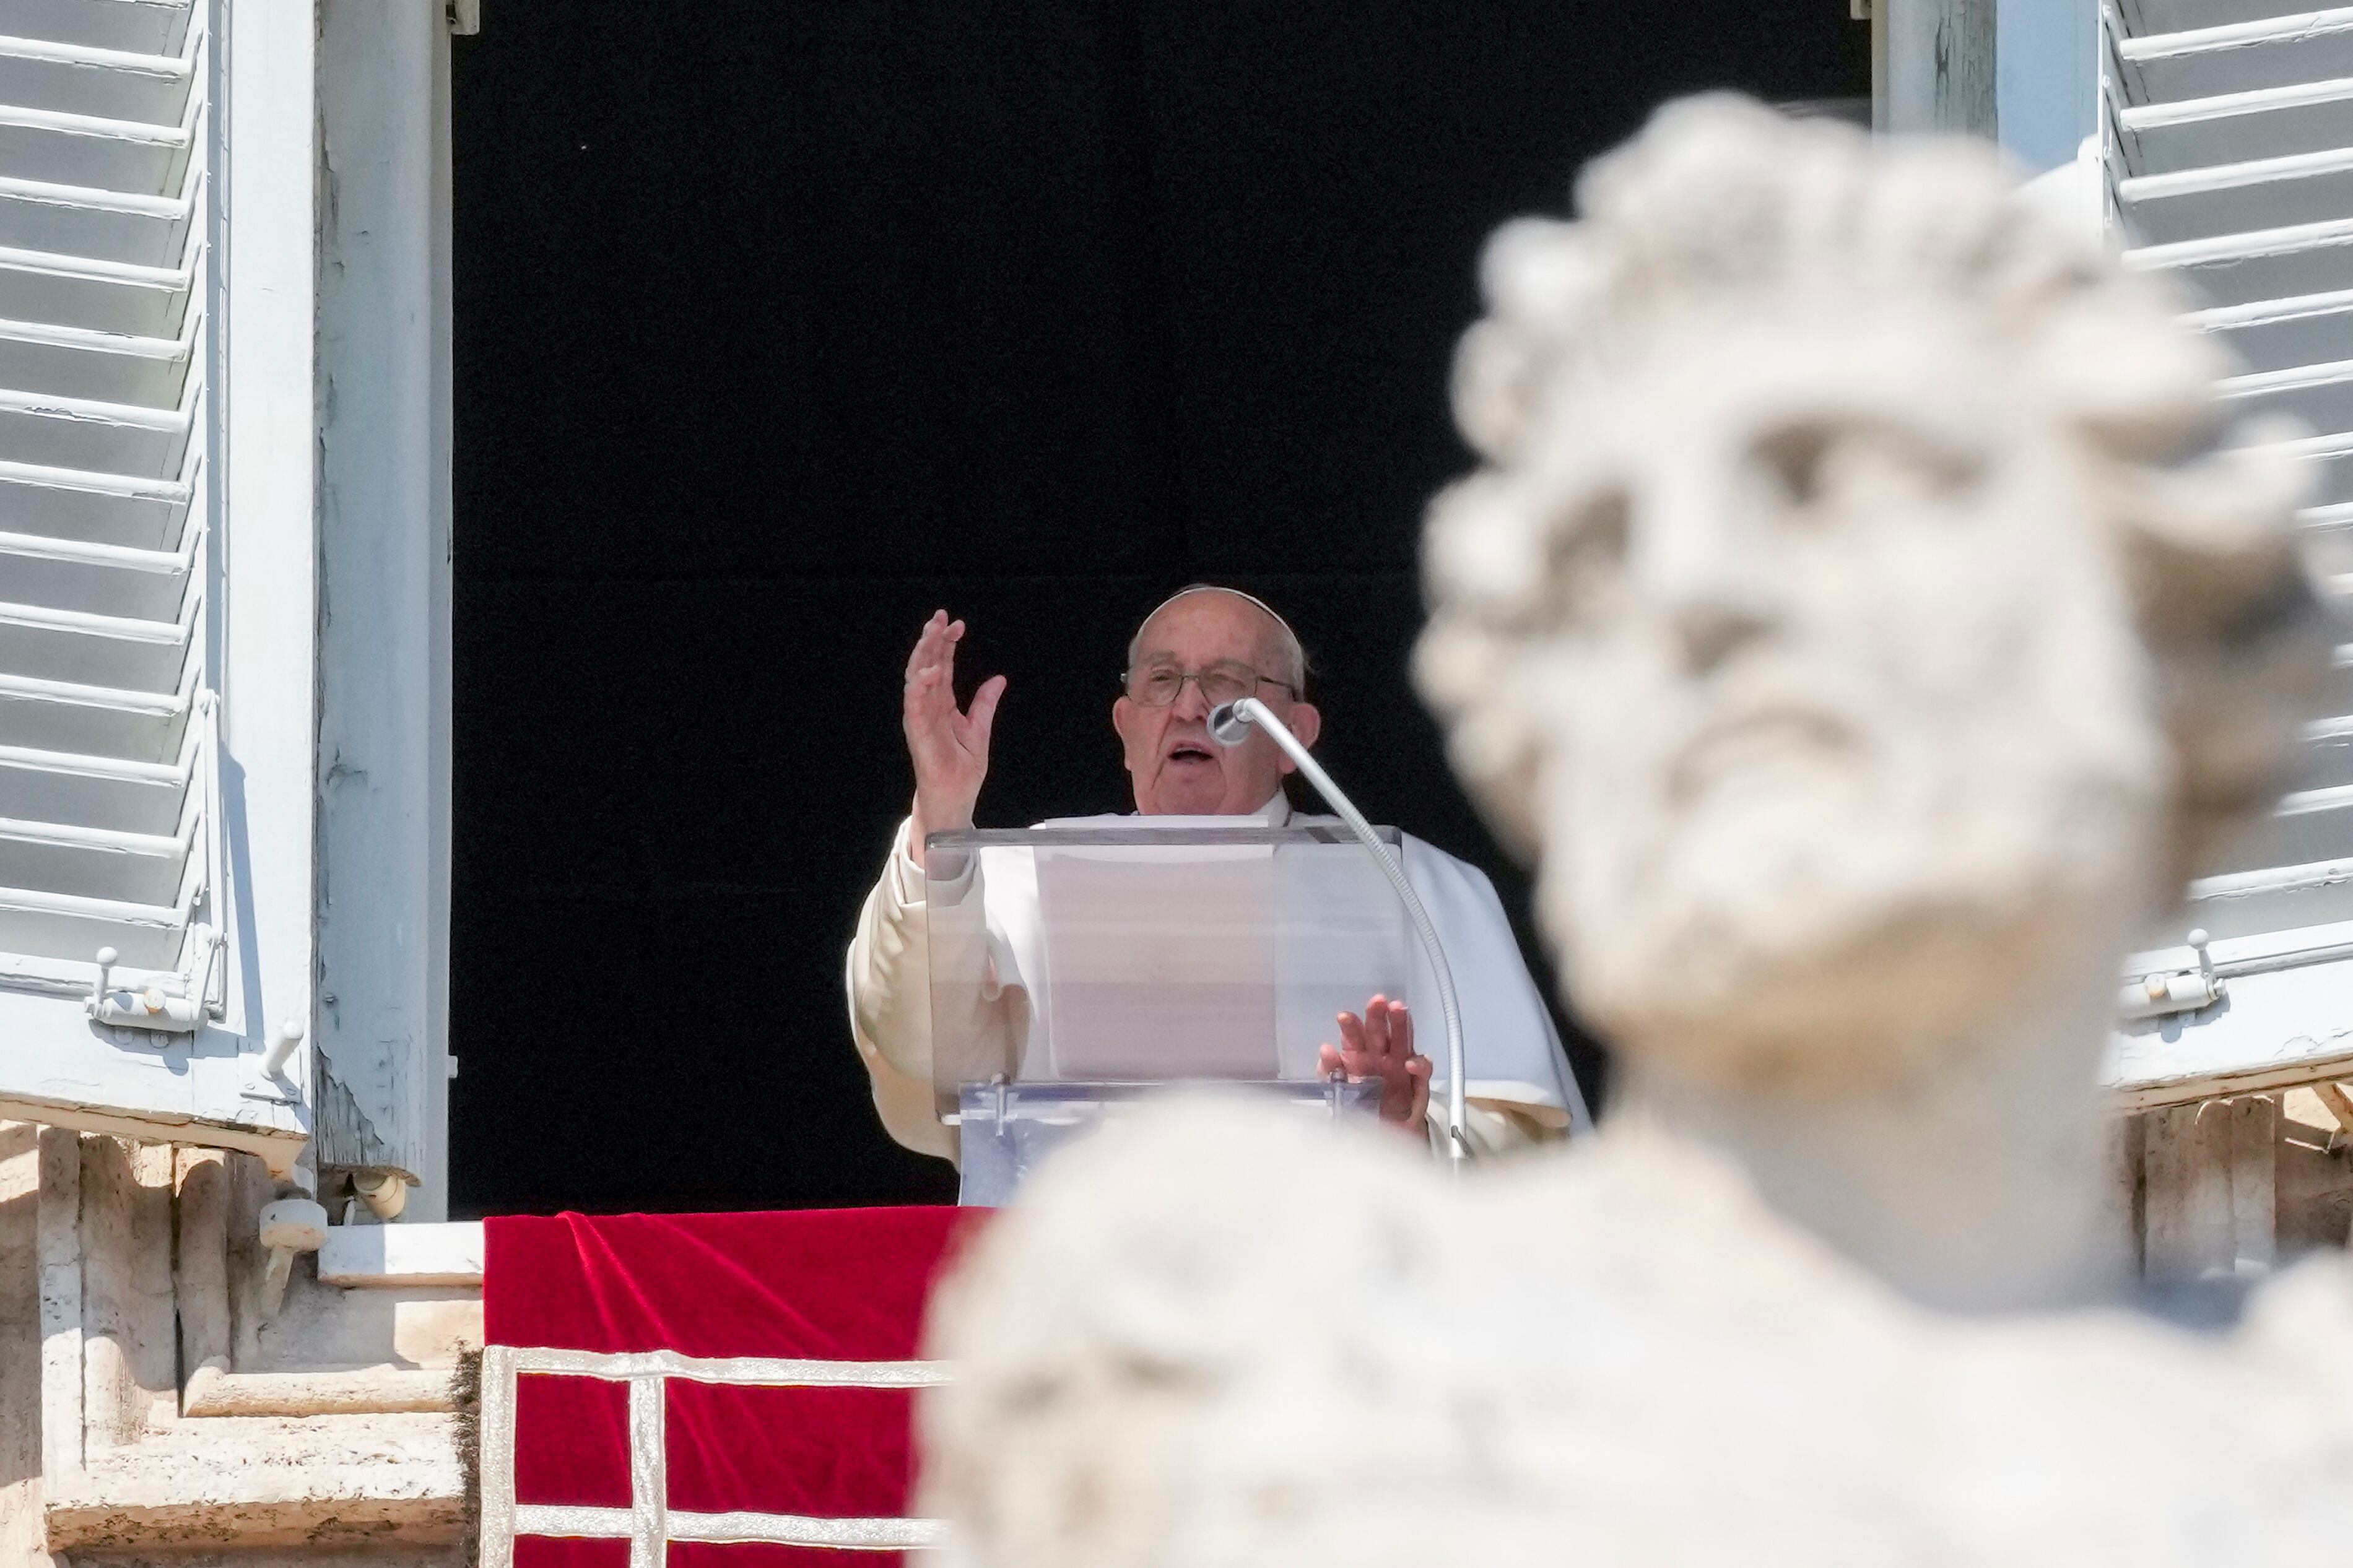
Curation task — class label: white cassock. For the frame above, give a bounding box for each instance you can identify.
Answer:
[845,792,1591,1200]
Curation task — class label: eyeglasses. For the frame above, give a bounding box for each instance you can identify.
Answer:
[1123,661,1300,709]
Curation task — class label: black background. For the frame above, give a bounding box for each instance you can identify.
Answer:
[445,2,1868,1216]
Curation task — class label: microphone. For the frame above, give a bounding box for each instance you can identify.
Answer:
[1207,700,1255,747]
[1207,698,1471,1169]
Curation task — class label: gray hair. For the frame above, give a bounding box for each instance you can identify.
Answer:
[1417,94,2329,887]
[1128,585,1309,692]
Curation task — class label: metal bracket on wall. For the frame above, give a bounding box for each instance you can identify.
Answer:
[254,1197,329,1322]
[238,1020,308,1107]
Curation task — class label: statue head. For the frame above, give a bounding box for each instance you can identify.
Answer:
[1416,97,2328,1093]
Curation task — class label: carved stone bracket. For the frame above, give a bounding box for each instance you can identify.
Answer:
[4,1124,481,1559]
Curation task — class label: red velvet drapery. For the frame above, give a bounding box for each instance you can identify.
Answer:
[484,1206,986,1567]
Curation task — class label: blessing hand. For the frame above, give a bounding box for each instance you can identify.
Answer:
[1319,995,1431,1132]
[902,609,1006,868]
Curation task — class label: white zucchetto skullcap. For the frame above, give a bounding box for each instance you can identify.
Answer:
[1131,584,1307,689]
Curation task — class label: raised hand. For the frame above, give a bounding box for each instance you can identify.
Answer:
[1318,995,1432,1132]
[903,610,1007,866]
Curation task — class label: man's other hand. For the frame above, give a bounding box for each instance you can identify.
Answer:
[903,610,1006,867]
[1319,995,1432,1132]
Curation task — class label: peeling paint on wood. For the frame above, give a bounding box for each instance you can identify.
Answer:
[312,0,453,1201]
[1885,0,1996,136]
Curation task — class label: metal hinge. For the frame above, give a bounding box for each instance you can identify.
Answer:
[447,0,481,35]
[2118,929,2224,1021]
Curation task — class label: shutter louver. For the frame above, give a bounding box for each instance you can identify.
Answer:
[2104,1,2353,1100]
[0,2,211,993]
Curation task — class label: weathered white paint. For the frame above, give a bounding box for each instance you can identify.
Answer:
[0,0,309,1164]
[0,998,300,1170]
[1871,0,1889,129]
[217,0,319,1133]
[313,0,448,1196]
[425,0,456,1221]
[2109,944,2353,1109]
[1882,0,1995,136]
[2094,0,2353,1121]
[2120,77,2353,175]
[2120,7,2353,102]
[318,1218,482,1287]
[0,0,451,1185]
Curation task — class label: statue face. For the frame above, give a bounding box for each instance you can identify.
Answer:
[1503,301,2168,1086]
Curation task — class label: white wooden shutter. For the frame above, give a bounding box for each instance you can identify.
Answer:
[0,0,309,1169]
[2103,0,2353,1101]
[311,0,455,1203]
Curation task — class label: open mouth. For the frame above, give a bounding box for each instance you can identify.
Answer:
[1165,741,1217,767]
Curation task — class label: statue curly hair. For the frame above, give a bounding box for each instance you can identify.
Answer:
[1419,93,2327,924]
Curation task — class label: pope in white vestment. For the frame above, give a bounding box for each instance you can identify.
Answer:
[844,587,1593,1172]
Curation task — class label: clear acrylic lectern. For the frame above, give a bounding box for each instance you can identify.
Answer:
[925,824,1411,1204]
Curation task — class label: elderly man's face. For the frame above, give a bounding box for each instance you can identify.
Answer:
[1493,304,2168,1085]
[1114,594,1321,815]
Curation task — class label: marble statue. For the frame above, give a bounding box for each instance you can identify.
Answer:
[914,96,2353,1565]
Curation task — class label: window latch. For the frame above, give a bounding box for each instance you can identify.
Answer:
[87,930,220,1033]
[2118,929,2224,1021]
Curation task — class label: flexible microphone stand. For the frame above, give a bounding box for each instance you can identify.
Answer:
[1209,698,1469,1170]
